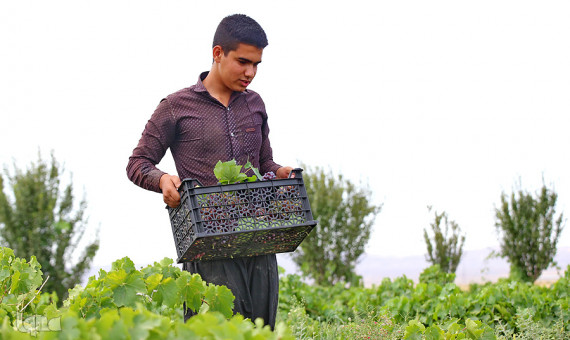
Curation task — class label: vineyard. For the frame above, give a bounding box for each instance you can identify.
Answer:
[1,247,569,339]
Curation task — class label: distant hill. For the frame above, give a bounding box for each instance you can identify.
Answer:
[276,246,570,286]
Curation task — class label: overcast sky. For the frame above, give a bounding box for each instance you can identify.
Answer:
[1,0,569,273]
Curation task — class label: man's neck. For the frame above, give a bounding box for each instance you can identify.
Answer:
[202,69,232,107]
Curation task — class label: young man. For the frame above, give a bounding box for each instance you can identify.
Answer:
[126,14,291,328]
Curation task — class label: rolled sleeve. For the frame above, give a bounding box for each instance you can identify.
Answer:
[126,99,176,192]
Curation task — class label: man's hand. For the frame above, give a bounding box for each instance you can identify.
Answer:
[276,166,294,179]
[160,174,182,208]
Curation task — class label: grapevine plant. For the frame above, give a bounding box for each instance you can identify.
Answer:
[0,247,293,339]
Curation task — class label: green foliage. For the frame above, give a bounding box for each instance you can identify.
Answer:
[494,180,565,283]
[424,208,465,274]
[418,265,456,286]
[0,152,99,301]
[292,165,381,286]
[1,247,293,339]
[278,265,570,337]
[403,318,496,340]
[213,160,257,184]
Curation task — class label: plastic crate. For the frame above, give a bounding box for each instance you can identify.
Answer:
[167,168,317,263]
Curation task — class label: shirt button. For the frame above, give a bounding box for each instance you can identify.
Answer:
[230,132,235,137]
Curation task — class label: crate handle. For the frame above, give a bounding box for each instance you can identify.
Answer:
[290,168,303,179]
[180,178,204,188]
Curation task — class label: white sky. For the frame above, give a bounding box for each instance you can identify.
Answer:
[1,0,569,270]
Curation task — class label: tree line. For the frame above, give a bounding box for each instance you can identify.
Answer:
[0,153,565,306]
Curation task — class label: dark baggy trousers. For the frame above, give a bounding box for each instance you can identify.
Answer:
[183,254,279,329]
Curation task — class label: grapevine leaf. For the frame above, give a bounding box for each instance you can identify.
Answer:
[105,270,128,289]
[214,159,260,184]
[0,267,10,282]
[203,284,235,319]
[9,270,20,294]
[112,273,146,308]
[465,319,484,338]
[424,325,445,340]
[128,311,163,340]
[145,273,163,293]
[96,309,121,338]
[156,277,178,308]
[214,160,243,185]
[60,315,82,339]
[177,273,205,313]
[111,257,137,274]
[244,160,262,180]
[185,312,226,336]
[404,320,425,340]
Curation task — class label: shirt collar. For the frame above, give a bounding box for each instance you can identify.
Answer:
[194,71,247,103]
[193,71,210,93]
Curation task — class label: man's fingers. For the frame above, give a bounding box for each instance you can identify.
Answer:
[173,176,182,189]
[164,186,181,208]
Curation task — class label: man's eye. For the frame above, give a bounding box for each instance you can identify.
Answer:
[238,60,247,65]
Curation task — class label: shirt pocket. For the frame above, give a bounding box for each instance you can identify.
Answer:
[178,116,205,149]
[241,122,262,162]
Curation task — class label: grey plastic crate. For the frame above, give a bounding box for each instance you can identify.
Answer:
[167,168,317,262]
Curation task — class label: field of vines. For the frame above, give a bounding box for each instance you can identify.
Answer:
[1,246,569,339]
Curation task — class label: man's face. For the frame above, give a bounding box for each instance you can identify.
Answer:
[215,43,263,92]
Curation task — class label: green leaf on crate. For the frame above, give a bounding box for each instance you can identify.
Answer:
[245,160,263,180]
[214,159,260,184]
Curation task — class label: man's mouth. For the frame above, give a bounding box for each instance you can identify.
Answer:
[240,80,251,87]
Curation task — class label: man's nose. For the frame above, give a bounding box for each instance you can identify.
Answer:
[245,65,255,78]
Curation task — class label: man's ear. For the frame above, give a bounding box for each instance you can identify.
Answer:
[213,45,224,63]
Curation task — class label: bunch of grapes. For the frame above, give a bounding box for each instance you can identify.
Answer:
[261,172,276,180]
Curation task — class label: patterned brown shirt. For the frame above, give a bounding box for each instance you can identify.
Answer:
[127,72,282,192]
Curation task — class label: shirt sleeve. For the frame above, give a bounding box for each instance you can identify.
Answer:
[126,99,176,193]
[258,109,282,176]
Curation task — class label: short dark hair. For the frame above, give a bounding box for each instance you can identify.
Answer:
[213,14,268,54]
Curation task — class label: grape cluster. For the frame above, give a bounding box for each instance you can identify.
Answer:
[261,172,276,180]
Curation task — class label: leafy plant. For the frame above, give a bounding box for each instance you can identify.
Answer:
[494,180,565,282]
[423,207,465,274]
[0,152,99,301]
[292,165,381,286]
[1,247,294,339]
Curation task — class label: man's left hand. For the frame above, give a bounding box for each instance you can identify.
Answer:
[276,166,294,179]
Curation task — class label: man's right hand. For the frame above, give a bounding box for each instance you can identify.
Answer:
[160,174,182,208]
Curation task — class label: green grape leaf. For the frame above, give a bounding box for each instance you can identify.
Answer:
[111,257,137,274]
[145,273,163,293]
[404,320,425,340]
[244,160,262,180]
[424,325,445,340]
[105,270,128,288]
[156,277,178,308]
[214,159,260,184]
[465,319,484,339]
[214,160,242,185]
[177,273,206,313]
[203,284,235,319]
[0,267,10,282]
[9,270,21,294]
[111,272,146,308]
